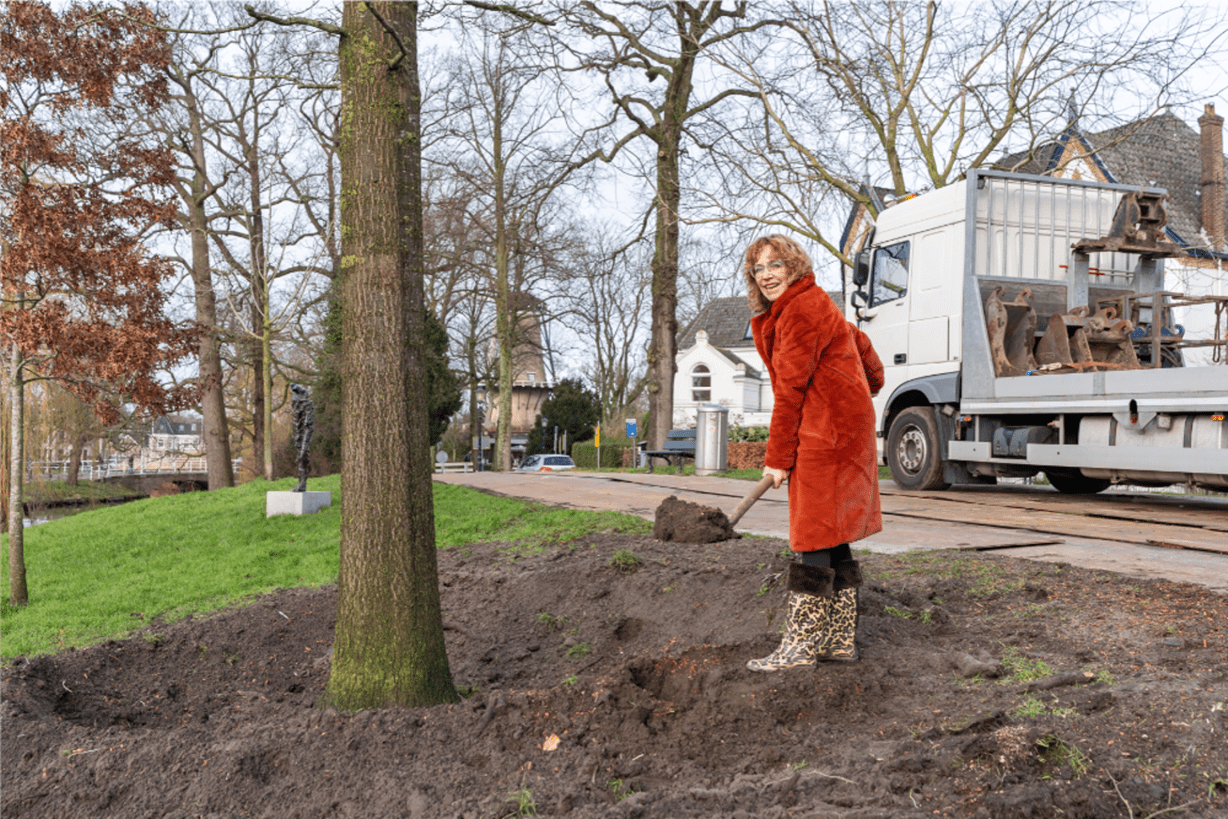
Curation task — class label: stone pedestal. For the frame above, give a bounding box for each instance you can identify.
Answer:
[266,491,332,518]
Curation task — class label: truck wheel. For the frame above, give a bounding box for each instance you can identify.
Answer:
[1045,469,1111,494]
[887,407,949,490]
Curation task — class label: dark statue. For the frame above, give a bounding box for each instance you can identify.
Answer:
[291,384,314,492]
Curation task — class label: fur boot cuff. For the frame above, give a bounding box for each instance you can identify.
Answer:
[833,560,863,591]
[786,563,835,597]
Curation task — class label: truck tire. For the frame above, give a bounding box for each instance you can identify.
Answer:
[1045,469,1111,495]
[887,406,949,490]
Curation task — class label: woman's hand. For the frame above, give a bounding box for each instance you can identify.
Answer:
[763,466,789,489]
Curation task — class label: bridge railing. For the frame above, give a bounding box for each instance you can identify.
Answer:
[28,454,235,482]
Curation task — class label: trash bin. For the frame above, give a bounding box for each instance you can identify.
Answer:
[694,404,729,476]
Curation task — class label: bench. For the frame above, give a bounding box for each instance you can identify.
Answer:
[644,429,696,474]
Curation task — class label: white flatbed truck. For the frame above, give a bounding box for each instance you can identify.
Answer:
[847,169,1228,494]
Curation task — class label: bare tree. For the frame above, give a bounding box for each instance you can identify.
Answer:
[160,5,237,489]
[698,0,1226,268]
[564,231,652,427]
[550,2,778,449]
[433,12,584,470]
[2,2,197,606]
[243,0,458,708]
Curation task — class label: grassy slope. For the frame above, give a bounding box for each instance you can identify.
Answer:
[24,479,144,505]
[1,476,649,659]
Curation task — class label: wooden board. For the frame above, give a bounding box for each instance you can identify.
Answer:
[881,484,1228,533]
[881,493,1228,556]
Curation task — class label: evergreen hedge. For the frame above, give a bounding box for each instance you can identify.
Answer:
[571,439,636,469]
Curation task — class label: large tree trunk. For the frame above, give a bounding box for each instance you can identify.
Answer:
[184,84,235,489]
[325,1,456,710]
[251,288,266,481]
[7,343,27,606]
[248,144,273,482]
[647,129,681,451]
[65,432,88,487]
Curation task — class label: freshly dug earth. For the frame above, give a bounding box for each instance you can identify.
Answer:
[652,495,737,543]
[4,533,1228,819]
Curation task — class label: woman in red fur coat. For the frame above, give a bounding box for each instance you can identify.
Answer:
[743,234,884,672]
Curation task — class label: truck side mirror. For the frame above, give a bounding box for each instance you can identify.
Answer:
[850,288,871,322]
[852,249,871,287]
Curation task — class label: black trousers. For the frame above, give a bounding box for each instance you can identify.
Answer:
[798,543,852,569]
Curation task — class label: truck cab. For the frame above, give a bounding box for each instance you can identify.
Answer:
[846,169,1228,494]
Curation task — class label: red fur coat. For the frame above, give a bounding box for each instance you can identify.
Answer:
[751,272,884,550]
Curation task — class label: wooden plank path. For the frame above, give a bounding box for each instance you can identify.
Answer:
[433,471,1228,592]
[880,485,1228,556]
[437,471,1228,557]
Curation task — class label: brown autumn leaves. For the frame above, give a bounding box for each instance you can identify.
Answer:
[1,1,199,426]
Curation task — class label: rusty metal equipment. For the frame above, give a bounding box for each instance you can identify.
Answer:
[1035,311,1093,368]
[1081,306,1140,368]
[1071,190,1185,258]
[1031,305,1140,372]
[986,286,1038,377]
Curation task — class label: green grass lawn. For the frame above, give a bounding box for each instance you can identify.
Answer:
[1,475,650,660]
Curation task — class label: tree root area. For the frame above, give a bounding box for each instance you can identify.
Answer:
[4,534,1228,818]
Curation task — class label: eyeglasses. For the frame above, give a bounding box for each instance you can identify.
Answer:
[750,259,787,279]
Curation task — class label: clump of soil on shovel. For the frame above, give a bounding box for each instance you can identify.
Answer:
[652,494,737,543]
[5,532,1228,819]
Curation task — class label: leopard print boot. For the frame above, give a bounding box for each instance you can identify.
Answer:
[747,563,834,672]
[814,560,862,663]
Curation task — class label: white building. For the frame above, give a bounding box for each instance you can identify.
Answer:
[674,291,851,428]
[673,297,772,428]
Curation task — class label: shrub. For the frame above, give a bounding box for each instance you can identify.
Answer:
[729,425,769,442]
[572,440,635,469]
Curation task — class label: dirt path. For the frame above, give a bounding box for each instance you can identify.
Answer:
[4,529,1227,818]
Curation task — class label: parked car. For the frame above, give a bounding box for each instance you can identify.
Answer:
[516,454,576,472]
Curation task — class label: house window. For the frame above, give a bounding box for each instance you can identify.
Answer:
[526,372,535,382]
[691,364,711,402]
[743,321,754,340]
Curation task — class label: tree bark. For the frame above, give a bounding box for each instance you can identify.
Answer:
[648,128,681,450]
[326,1,457,710]
[493,136,513,470]
[248,138,272,482]
[66,432,87,487]
[180,79,235,489]
[0,376,8,534]
[8,342,27,606]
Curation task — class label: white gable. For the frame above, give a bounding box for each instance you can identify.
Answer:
[673,330,773,428]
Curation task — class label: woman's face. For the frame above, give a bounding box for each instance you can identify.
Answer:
[752,246,789,302]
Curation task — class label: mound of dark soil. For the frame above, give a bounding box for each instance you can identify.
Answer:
[4,533,1227,818]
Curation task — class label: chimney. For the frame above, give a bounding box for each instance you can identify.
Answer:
[1200,103,1226,249]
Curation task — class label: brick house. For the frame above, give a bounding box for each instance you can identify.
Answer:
[477,293,553,459]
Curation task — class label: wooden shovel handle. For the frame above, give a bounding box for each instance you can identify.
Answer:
[727,475,776,528]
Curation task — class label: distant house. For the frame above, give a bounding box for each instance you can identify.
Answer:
[146,415,204,456]
[672,290,846,429]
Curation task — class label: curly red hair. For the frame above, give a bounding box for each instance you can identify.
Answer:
[742,234,813,315]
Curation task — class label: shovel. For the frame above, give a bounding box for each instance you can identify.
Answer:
[727,475,776,528]
[653,475,777,543]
